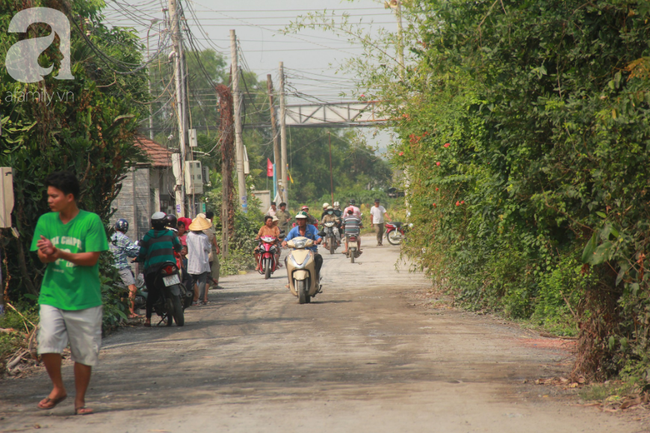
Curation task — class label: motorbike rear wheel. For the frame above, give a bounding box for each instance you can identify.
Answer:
[297,280,308,304]
[165,298,174,327]
[350,250,355,263]
[172,294,184,326]
[264,258,272,280]
[386,230,403,245]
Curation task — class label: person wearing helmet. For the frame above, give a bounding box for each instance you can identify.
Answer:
[164,214,178,231]
[298,205,319,226]
[283,211,323,281]
[109,219,141,318]
[135,212,182,327]
[321,206,341,248]
[344,199,361,218]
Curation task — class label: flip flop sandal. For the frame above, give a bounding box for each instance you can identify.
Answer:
[143,322,151,327]
[38,394,67,410]
[75,406,93,416]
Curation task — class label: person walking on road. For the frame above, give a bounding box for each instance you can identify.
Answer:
[187,216,212,305]
[202,211,221,290]
[266,201,278,217]
[30,172,109,416]
[275,202,291,237]
[370,199,390,247]
[109,219,141,318]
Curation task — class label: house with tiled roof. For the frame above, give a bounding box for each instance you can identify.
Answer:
[110,136,177,242]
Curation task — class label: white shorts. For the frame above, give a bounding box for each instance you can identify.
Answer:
[38,304,103,366]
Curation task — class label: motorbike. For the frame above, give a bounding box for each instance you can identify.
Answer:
[257,236,280,279]
[286,236,321,304]
[150,262,192,326]
[385,221,406,246]
[345,233,361,263]
[322,221,339,255]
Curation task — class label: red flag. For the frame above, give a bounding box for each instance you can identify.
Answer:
[267,158,273,177]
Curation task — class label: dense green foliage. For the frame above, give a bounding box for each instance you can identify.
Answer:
[379,0,650,380]
[0,0,148,324]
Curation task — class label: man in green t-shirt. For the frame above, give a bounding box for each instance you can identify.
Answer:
[30,172,108,416]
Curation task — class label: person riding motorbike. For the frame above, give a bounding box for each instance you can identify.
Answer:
[255,215,281,270]
[109,219,141,318]
[299,205,319,226]
[321,206,341,248]
[344,199,362,218]
[342,208,363,254]
[332,201,343,219]
[320,203,330,220]
[283,211,323,281]
[135,212,182,327]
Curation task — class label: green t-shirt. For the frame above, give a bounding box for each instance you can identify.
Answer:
[30,210,108,310]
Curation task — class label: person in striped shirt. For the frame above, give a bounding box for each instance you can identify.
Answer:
[135,212,182,327]
[342,209,362,254]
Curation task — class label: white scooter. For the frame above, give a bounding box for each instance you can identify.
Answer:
[285,236,321,304]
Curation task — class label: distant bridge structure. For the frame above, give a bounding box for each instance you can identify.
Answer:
[284,101,387,128]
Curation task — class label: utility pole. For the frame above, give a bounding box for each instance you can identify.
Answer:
[267,74,281,201]
[146,18,159,140]
[279,61,288,204]
[169,0,186,216]
[230,30,247,213]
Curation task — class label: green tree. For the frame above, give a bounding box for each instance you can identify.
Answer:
[0,0,148,318]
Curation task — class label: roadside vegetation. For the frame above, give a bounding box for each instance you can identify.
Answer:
[292,0,650,388]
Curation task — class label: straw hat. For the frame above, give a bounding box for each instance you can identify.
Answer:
[189,216,212,231]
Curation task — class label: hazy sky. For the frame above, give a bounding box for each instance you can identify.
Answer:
[103,0,397,151]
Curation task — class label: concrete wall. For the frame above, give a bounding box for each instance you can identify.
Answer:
[110,167,151,242]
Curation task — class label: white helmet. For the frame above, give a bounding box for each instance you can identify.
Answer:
[323,202,329,209]
[333,201,340,209]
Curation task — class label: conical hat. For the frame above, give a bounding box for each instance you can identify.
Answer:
[188,216,212,231]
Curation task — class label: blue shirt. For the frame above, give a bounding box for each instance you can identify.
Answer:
[285,224,321,252]
[110,231,140,270]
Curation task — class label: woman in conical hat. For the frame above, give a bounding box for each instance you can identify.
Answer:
[188,216,211,232]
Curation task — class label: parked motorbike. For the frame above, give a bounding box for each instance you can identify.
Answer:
[150,262,191,326]
[286,236,321,304]
[385,221,406,245]
[345,233,361,263]
[257,236,279,279]
[322,221,339,255]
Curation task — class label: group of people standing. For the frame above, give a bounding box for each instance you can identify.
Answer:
[111,210,223,327]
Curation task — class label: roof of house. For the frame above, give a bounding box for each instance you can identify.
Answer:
[134,135,172,167]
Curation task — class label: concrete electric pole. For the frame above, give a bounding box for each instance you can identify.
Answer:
[169,0,186,216]
[266,74,281,201]
[230,29,247,212]
[279,61,288,204]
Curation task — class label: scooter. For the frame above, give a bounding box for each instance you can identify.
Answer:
[322,221,339,255]
[345,233,361,263]
[150,262,189,326]
[385,221,406,245]
[257,236,279,279]
[285,236,321,304]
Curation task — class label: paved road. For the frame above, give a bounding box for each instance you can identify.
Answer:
[0,235,639,432]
